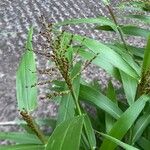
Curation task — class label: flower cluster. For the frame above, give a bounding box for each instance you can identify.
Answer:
[139,69,150,95]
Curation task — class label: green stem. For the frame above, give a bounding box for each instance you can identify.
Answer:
[106,5,130,53]
[70,85,82,115]
[67,82,94,150]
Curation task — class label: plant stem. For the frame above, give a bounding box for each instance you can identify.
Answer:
[67,81,94,150]
[106,5,129,53]
[71,90,82,115]
[69,85,82,115]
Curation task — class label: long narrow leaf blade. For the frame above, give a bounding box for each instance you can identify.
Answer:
[107,44,140,75]
[137,137,150,150]
[100,95,150,150]
[96,25,150,38]
[105,82,117,133]
[46,116,84,150]
[120,71,137,106]
[141,36,150,75]
[125,15,150,24]
[121,25,150,38]
[79,84,123,119]
[72,33,139,80]
[84,115,96,149]
[16,27,37,111]
[0,144,45,150]
[0,132,42,144]
[114,43,144,59]
[75,47,120,80]
[99,132,139,150]
[56,86,75,125]
[132,109,150,144]
[54,17,117,31]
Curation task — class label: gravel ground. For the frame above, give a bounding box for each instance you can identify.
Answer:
[0,0,148,144]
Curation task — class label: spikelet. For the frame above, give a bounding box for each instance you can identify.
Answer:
[20,110,46,143]
[45,90,70,99]
[71,52,99,81]
[139,69,150,95]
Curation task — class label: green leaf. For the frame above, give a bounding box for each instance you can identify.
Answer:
[56,62,82,125]
[118,1,145,12]
[80,133,90,150]
[100,95,150,150]
[137,137,150,150]
[125,15,150,24]
[79,84,123,119]
[107,44,140,75]
[119,1,150,12]
[132,109,150,144]
[141,36,150,75]
[107,44,139,106]
[16,27,37,111]
[112,43,144,59]
[74,47,120,80]
[0,132,42,144]
[84,115,96,149]
[45,116,84,150]
[121,25,150,38]
[72,33,140,80]
[120,71,137,106]
[98,132,139,150]
[56,86,75,125]
[105,82,117,133]
[54,17,117,31]
[0,144,45,150]
[95,25,114,31]
[106,81,117,104]
[95,25,150,38]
